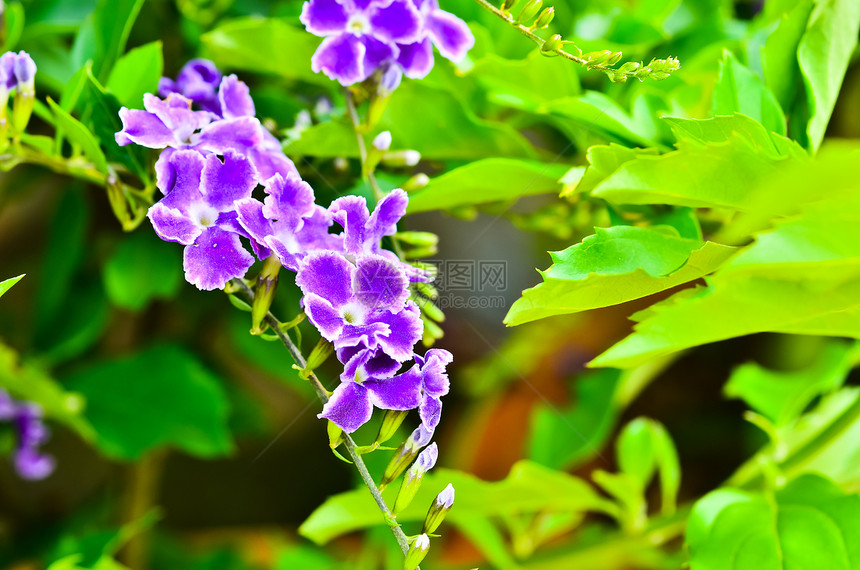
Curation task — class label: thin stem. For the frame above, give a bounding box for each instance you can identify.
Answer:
[1,149,107,186]
[343,90,408,261]
[230,279,412,556]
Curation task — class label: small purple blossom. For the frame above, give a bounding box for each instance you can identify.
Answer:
[301,0,422,85]
[413,348,452,430]
[436,483,455,509]
[1,389,55,480]
[147,149,257,290]
[411,441,438,476]
[158,59,223,114]
[0,51,36,105]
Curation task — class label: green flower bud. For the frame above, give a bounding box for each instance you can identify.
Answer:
[541,34,563,53]
[376,410,409,445]
[306,338,334,371]
[582,50,614,68]
[423,484,455,534]
[250,256,281,335]
[382,150,421,167]
[381,425,434,488]
[394,231,439,247]
[393,443,437,514]
[516,0,542,24]
[502,0,519,12]
[403,534,430,570]
[415,281,438,301]
[402,173,430,192]
[533,7,554,29]
[327,420,344,449]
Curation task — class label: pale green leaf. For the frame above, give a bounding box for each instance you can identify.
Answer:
[712,50,785,135]
[0,274,24,299]
[47,97,109,174]
[761,0,814,110]
[406,159,573,213]
[106,41,163,108]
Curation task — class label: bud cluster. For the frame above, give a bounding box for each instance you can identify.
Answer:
[0,50,37,151]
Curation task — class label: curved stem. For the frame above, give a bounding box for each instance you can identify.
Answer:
[343,90,407,261]
[230,279,412,556]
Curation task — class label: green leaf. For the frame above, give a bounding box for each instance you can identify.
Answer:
[591,115,806,210]
[89,0,145,80]
[2,2,25,51]
[472,51,580,108]
[505,226,736,326]
[200,17,327,86]
[725,341,857,426]
[299,461,614,544]
[102,230,183,311]
[0,342,94,440]
[686,474,860,569]
[0,274,24,299]
[528,369,621,470]
[712,50,786,136]
[591,211,860,368]
[406,159,573,214]
[761,0,814,110]
[106,41,163,108]
[64,345,234,460]
[568,144,659,197]
[47,97,109,174]
[796,0,860,151]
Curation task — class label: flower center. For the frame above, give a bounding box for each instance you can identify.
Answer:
[347,14,370,36]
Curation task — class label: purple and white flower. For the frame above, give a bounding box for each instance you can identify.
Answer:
[158,58,223,114]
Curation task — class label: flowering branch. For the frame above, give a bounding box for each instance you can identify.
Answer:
[471,0,680,83]
[229,278,412,556]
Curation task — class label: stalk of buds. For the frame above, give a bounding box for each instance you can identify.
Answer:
[393,442,438,514]
[423,483,455,534]
[376,409,409,445]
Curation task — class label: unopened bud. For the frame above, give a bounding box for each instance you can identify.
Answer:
[327,420,344,449]
[617,61,641,75]
[502,0,518,12]
[394,231,439,247]
[541,34,563,53]
[403,245,438,260]
[393,443,438,514]
[404,534,430,570]
[250,255,281,335]
[415,281,438,301]
[583,50,614,68]
[306,338,333,371]
[607,52,623,66]
[533,7,554,28]
[422,319,444,345]
[420,300,445,323]
[423,484,455,534]
[381,424,434,488]
[11,51,35,133]
[402,173,430,193]
[516,0,542,24]
[382,150,421,168]
[372,130,392,152]
[376,410,409,445]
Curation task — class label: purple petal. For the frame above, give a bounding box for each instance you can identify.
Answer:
[340,344,401,381]
[263,174,316,232]
[397,38,434,79]
[367,188,407,243]
[218,74,256,119]
[304,293,346,340]
[196,116,264,154]
[144,93,212,143]
[311,34,366,86]
[419,393,442,430]
[329,195,370,255]
[374,301,423,360]
[234,197,272,257]
[266,239,302,271]
[14,447,55,480]
[115,108,177,148]
[426,9,474,62]
[13,52,37,85]
[301,0,350,36]
[148,203,202,245]
[369,0,422,44]
[249,146,300,181]
[339,322,391,349]
[201,151,257,210]
[360,36,397,78]
[183,227,254,290]
[421,348,452,396]
[159,149,206,210]
[365,370,421,410]
[353,255,409,311]
[319,381,373,432]
[296,251,355,308]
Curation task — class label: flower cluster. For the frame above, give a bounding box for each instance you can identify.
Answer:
[0,50,37,144]
[300,0,474,88]
[116,60,452,434]
[0,389,55,480]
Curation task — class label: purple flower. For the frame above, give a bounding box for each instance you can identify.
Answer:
[411,441,438,475]
[0,51,37,106]
[301,0,423,85]
[147,149,257,290]
[158,59,223,114]
[296,251,422,359]
[12,51,37,92]
[0,390,55,480]
[436,483,455,509]
[235,173,339,269]
[396,0,473,80]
